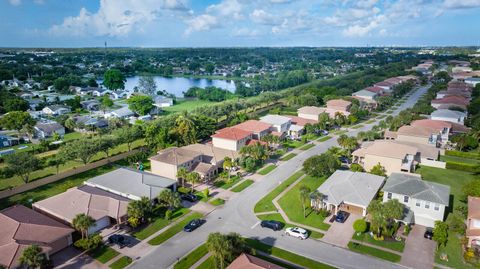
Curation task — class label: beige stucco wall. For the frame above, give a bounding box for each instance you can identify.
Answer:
[298,112,318,121]
[396,134,430,145]
[364,154,403,176]
[213,136,249,151]
[150,161,178,180]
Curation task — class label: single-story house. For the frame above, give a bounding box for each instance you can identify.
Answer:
[34,122,65,139]
[80,99,100,111]
[33,185,130,234]
[467,196,480,248]
[0,135,18,148]
[92,88,111,97]
[313,170,385,216]
[110,91,128,100]
[153,96,174,108]
[73,115,108,131]
[382,173,450,227]
[227,253,284,269]
[104,107,135,119]
[0,205,74,269]
[430,109,467,125]
[42,105,71,116]
[84,167,177,201]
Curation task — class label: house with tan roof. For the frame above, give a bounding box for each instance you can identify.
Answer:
[33,185,130,234]
[467,196,480,248]
[390,125,443,147]
[297,106,325,121]
[302,99,352,119]
[0,205,74,269]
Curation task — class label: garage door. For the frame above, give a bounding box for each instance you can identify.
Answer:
[88,216,111,234]
[414,215,435,228]
[339,203,364,216]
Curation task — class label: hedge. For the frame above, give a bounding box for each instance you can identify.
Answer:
[445,150,480,160]
[445,161,480,173]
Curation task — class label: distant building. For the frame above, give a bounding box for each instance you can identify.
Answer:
[153,96,174,108]
[105,107,135,119]
[42,105,71,116]
[34,122,65,139]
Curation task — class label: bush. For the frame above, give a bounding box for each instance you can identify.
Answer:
[445,150,480,160]
[203,188,209,198]
[353,219,367,233]
[403,225,411,236]
[316,208,329,218]
[445,162,480,173]
[350,163,364,172]
[177,187,191,194]
[74,234,103,250]
[165,209,172,221]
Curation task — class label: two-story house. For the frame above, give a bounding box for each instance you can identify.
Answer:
[382,173,450,227]
[259,115,292,134]
[211,127,253,151]
[297,106,324,121]
[430,109,467,125]
[467,196,480,247]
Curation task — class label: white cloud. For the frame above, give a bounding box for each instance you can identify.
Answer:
[185,0,243,35]
[232,27,259,37]
[185,14,218,35]
[443,0,480,8]
[50,0,190,37]
[250,9,279,25]
[9,0,21,6]
[342,14,385,37]
[206,0,243,19]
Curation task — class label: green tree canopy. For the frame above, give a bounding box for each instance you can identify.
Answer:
[19,244,45,269]
[5,152,40,183]
[127,95,154,115]
[103,69,126,90]
[303,152,341,177]
[0,111,36,134]
[72,213,95,239]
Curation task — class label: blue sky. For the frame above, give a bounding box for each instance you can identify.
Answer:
[1,0,479,47]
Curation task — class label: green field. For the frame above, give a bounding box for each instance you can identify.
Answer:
[162,99,216,113]
[231,179,254,192]
[148,212,203,245]
[196,256,215,269]
[254,171,304,213]
[440,155,480,165]
[258,164,277,175]
[209,198,225,206]
[347,242,401,262]
[213,175,242,189]
[277,175,330,231]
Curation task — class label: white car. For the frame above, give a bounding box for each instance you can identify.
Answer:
[285,227,308,240]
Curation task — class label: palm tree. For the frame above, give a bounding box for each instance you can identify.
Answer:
[223,157,233,180]
[310,190,324,213]
[206,233,231,269]
[299,185,311,218]
[157,189,181,210]
[187,172,201,192]
[176,167,189,187]
[175,113,197,145]
[72,213,95,239]
[127,197,152,224]
[20,245,45,269]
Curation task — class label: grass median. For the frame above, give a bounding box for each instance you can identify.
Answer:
[254,171,304,213]
[231,179,254,193]
[347,242,401,263]
[174,243,208,269]
[133,208,190,240]
[258,164,277,175]
[280,153,296,161]
[89,245,119,264]
[299,143,315,150]
[109,256,132,269]
[148,212,203,245]
[317,136,332,142]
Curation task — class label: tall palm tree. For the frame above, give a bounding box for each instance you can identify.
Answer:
[299,185,311,218]
[157,189,181,210]
[72,213,95,239]
[223,157,233,180]
[187,172,201,193]
[206,233,231,269]
[20,245,45,269]
[175,114,197,145]
[176,167,189,187]
[310,190,324,213]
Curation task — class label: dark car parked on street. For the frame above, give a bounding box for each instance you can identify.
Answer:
[424,227,434,239]
[335,211,350,223]
[180,193,198,202]
[260,220,283,231]
[184,218,205,232]
[108,234,128,248]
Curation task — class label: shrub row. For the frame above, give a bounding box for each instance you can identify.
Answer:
[446,161,480,173]
[445,150,480,160]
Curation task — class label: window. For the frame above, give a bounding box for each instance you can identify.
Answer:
[387,192,392,199]
[425,201,430,209]
[416,200,421,207]
[434,203,440,211]
[404,196,409,203]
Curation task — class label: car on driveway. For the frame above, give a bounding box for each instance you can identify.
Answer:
[183,218,205,232]
[335,211,349,223]
[108,234,128,248]
[285,227,308,240]
[424,227,433,239]
[338,156,351,165]
[180,193,198,202]
[260,220,283,231]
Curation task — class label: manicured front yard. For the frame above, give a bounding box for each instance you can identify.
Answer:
[245,239,337,269]
[89,245,119,264]
[209,198,225,206]
[435,231,474,268]
[282,140,305,149]
[352,232,405,252]
[196,256,215,269]
[174,243,208,269]
[254,171,304,213]
[278,175,330,231]
[299,143,315,150]
[133,207,190,240]
[214,175,242,189]
[148,212,203,245]
[231,179,254,192]
[347,242,401,262]
[109,256,132,269]
[258,164,277,175]
[440,155,480,165]
[317,136,332,142]
[280,153,296,161]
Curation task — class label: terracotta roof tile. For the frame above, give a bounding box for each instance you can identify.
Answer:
[211,127,252,141]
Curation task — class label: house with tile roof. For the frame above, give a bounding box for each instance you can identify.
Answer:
[33,184,130,234]
[220,120,272,140]
[0,205,74,269]
[352,89,379,109]
[382,173,450,227]
[313,170,385,216]
[467,196,480,248]
[431,95,469,110]
[211,127,253,151]
[227,253,285,269]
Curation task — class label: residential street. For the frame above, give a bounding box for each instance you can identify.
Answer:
[129,85,429,269]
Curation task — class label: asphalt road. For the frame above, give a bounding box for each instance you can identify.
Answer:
[130,85,429,269]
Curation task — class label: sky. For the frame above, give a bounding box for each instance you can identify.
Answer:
[0,0,479,48]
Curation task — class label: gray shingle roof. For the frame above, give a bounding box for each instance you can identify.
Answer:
[85,167,176,200]
[316,170,385,208]
[382,173,450,205]
[352,89,377,98]
[260,115,291,125]
[431,109,466,119]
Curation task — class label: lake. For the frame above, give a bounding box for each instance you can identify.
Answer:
[99,76,236,97]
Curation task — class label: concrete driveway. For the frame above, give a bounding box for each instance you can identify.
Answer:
[52,247,105,269]
[321,213,360,247]
[400,225,436,269]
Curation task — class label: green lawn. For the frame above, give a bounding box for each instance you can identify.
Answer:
[435,231,474,268]
[350,125,364,129]
[209,198,225,206]
[132,207,190,240]
[364,119,376,124]
[347,242,401,263]
[162,99,216,113]
[89,245,119,264]
[148,212,203,245]
[317,136,332,142]
[174,244,208,269]
[196,256,215,269]
[282,140,305,149]
[245,239,337,269]
[231,179,254,192]
[256,213,323,239]
[352,232,405,252]
[299,143,315,150]
[109,256,132,269]
[280,153,296,161]
[278,175,330,231]
[254,171,304,213]
[440,155,480,165]
[258,165,277,175]
[332,130,347,135]
[213,175,242,189]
